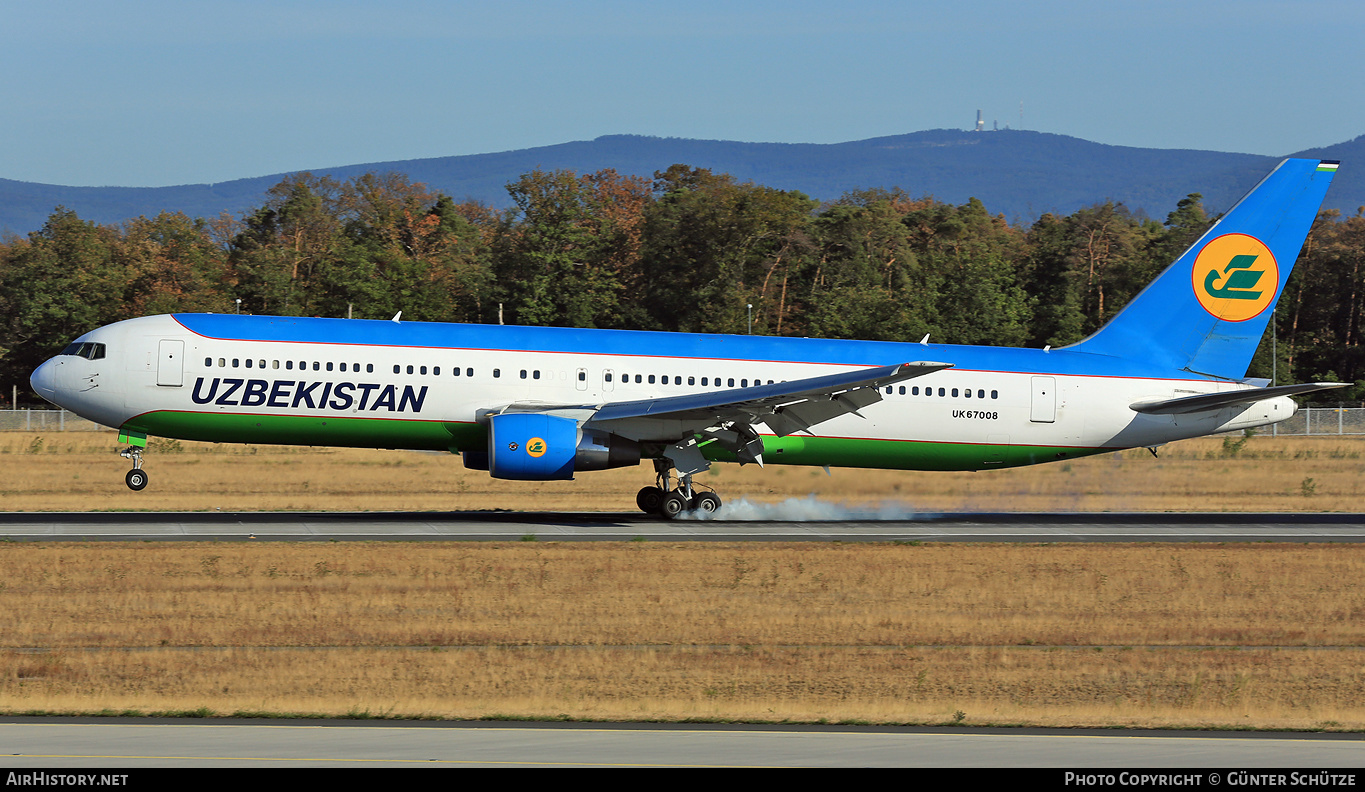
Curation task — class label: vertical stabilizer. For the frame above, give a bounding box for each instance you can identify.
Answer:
[1068,159,1338,379]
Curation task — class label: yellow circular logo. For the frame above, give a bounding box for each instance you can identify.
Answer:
[1191,233,1278,322]
[526,437,547,458]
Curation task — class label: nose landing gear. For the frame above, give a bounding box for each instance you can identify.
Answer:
[120,446,148,491]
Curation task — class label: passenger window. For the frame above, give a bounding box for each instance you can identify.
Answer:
[520,370,527,379]
[493,369,501,378]
[991,390,999,399]
[394,365,401,374]
[245,359,253,369]
[728,378,735,387]
[701,377,708,386]
[648,375,655,384]
[978,389,985,398]
[899,386,906,395]
[938,388,946,397]
[326,362,333,371]
[453,367,461,377]
[421,366,428,375]
[532,370,539,379]
[218,358,225,368]
[912,386,919,395]
[407,365,414,375]
[635,375,642,383]
[340,363,347,372]
[434,366,440,375]
[312,362,320,371]
[367,364,374,373]
[466,368,473,377]
[286,361,294,370]
[604,373,612,382]
[578,371,586,381]
[232,359,240,368]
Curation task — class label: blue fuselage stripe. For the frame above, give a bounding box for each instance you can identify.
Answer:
[172,314,1197,382]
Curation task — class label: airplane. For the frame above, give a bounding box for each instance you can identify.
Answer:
[29,158,1347,519]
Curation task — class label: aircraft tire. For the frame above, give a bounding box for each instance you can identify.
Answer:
[693,492,721,515]
[126,469,148,491]
[659,491,689,520]
[636,486,665,514]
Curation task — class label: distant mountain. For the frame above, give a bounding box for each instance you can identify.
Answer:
[3,130,1363,235]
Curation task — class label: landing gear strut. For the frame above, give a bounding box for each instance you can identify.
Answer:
[636,458,723,519]
[120,446,148,491]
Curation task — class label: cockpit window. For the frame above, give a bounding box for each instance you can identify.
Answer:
[60,342,106,360]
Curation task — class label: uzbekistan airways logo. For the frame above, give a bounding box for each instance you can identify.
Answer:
[526,437,548,458]
[1191,233,1278,322]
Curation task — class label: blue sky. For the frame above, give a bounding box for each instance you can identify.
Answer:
[3,0,1363,186]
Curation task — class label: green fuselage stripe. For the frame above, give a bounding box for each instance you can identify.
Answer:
[127,411,1107,472]
[128,411,479,453]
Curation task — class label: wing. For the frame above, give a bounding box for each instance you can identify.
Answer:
[589,360,949,431]
[584,360,950,473]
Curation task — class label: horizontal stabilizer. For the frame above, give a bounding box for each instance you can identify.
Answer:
[1130,382,1350,415]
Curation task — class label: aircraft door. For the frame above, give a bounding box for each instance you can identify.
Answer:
[575,367,589,391]
[157,340,184,387]
[1030,376,1056,423]
[602,369,615,392]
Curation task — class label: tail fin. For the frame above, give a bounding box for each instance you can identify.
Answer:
[1069,158,1338,379]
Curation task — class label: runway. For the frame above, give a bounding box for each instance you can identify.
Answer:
[2,718,1362,768]
[1,510,1364,542]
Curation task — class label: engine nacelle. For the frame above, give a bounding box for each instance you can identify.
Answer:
[485,413,642,480]
[488,413,578,480]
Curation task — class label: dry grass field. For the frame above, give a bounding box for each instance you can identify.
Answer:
[1,431,1363,730]
[0,430,1362,513]
[1,542,1363,729]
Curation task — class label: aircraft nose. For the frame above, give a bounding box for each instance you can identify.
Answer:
[30,358,58,402]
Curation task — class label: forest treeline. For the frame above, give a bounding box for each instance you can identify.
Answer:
[1,165,1362,406]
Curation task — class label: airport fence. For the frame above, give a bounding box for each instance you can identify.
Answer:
[0,410,106,432]
[0,406,1363,436]
[1270,406,1365,436]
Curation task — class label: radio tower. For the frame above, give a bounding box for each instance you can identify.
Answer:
[975,110,984,132]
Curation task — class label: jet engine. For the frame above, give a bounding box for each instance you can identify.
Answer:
[483,413,640,480]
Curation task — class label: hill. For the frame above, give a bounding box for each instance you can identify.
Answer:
[3,130,1363,234]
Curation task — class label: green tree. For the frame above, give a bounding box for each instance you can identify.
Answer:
[0,208,131,388]
[494,168,650,328]
[639,165,816,334]
[803,198,937,341]
[901,198,1031,346]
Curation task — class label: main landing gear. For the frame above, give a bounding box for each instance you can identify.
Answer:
[636,458,723,519]
[120,445,148,491]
